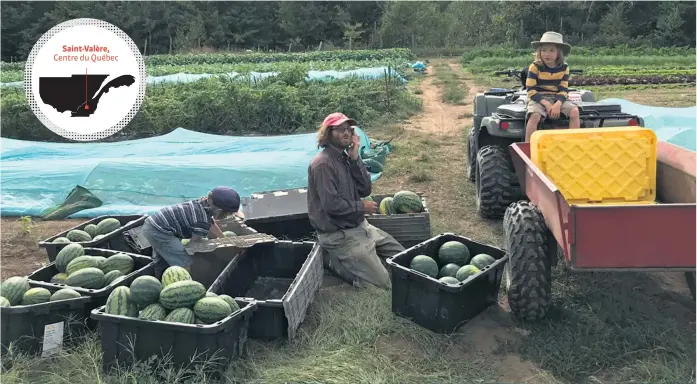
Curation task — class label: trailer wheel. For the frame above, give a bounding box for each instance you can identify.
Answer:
[466,127,476,182]
[475,145,520,219]
[503,201,552,322]
[685,272,695,300]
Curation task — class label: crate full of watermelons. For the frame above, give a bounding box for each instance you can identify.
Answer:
[1,276,91,356]
[208,240,323,340]
[90,266,257,376]
[27,246,154,328]
[39,215,147,262]
[385,233,507,334]
[364,190,431,248]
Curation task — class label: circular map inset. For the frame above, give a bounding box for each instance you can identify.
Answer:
[24,18,146,141]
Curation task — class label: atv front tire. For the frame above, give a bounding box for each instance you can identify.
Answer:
[503,201,552,322]
[475,145,521,219]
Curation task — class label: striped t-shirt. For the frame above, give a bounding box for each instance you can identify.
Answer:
[525,62,570,103]
[146,200,212,239]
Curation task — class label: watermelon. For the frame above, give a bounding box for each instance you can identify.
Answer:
[1,276,30,305]
[439,276,460,285]
[126,301,139,317]
[103,270,124,285]
[438,263,461,278]
[101,253,134,275]
[392,191,423,213]
[223,231,237,237]
[161,266,192,287]
[164,307,196,324]
[56,243,85,273]
[159,280,206,310]
[218,294,239,312]
[455,265,480,281]
[0,297,10,307]
[52,237,71,244]
[93,256,108,269]
[84,224,98,237]
[96,218,121,235]
[67,229,92,242]
[205,291,218,297]
[50,273,69,284]
[470,254,496,270]
[21,287,51,305]
[194,297,233,324]
[66,255,99,275]
[195,318,205,325]
[438,241,471,266]
[363,158,384,173]
[105,286,132,316]
[130,276,162,307]
[181,239,190,246]
[379,197,395,215]
[139,303,167,321]
[65,267,105,289]
[409,255,439,278]
[93,234,106,242]
[50,288,81,302]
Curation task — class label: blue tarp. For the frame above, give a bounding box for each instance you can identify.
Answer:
[0,127,384,218]
[0,66,406,88]
[599,98,696,151]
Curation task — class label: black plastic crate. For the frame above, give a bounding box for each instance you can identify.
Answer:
[27,249,155,329]
[241,188,317,241]
[1,294,91,357]
[366,193,431,249]
[208,240,323,340]
[39,215,147,262]
[385,233,507,334]
[90,299,256,376]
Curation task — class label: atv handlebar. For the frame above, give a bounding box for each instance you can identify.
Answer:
[495,68,584,77]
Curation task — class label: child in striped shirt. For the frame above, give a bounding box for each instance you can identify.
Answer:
[525,31,580,142]
[141,186,244,277]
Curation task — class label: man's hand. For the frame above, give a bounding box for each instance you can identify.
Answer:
[363,200,378,214]
[550,101,562,119]
[347,134,360,160]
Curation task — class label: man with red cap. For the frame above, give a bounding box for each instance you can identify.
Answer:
[307,112,405,289]
[141,186,244,278]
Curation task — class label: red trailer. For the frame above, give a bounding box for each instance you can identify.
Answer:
[503,138,696,321]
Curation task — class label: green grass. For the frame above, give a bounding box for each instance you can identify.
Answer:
[432,63,467,105]
[467,55,696,74]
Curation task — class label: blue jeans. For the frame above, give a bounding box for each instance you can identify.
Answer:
[141,218,193,278]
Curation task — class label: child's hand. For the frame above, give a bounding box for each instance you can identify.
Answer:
[550,101,562,119]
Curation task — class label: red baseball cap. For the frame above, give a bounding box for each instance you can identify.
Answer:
[322,112,357,127]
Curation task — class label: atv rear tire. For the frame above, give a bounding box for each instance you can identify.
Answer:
[475,145,521,219]
[503,201,552,322]
[466,127,476,182]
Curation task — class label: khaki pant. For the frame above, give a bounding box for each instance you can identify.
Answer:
[318,220,405,289]
[528,99,577,119]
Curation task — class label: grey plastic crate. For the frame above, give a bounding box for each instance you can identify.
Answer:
[242,188,317,241]
[208,240,323,340]
[366,193,431,248]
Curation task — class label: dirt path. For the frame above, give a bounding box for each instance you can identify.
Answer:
[395,60,542,382]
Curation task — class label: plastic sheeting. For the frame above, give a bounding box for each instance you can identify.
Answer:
[0,127,385,218]
[599,98,696,151]
[0,66,406,88]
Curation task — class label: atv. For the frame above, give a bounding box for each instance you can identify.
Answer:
[467,68,645,219]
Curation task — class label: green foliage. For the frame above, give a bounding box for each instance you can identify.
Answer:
[461,45,697,63]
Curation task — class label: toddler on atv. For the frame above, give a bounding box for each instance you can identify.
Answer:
[524,31,580,142]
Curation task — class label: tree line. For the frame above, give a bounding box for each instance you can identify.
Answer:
[2,1,695,61]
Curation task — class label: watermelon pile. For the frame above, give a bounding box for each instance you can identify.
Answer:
[49,244,137,289]
[0,275,83,307]
[52,217,123,244]
[103,266,240,325]
[408,240,497,285]
[367,190,424,216]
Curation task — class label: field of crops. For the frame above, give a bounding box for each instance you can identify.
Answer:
[0,48,422,142]
[462,45,696,85]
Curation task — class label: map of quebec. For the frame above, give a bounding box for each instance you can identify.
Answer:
[38,74,136,117]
